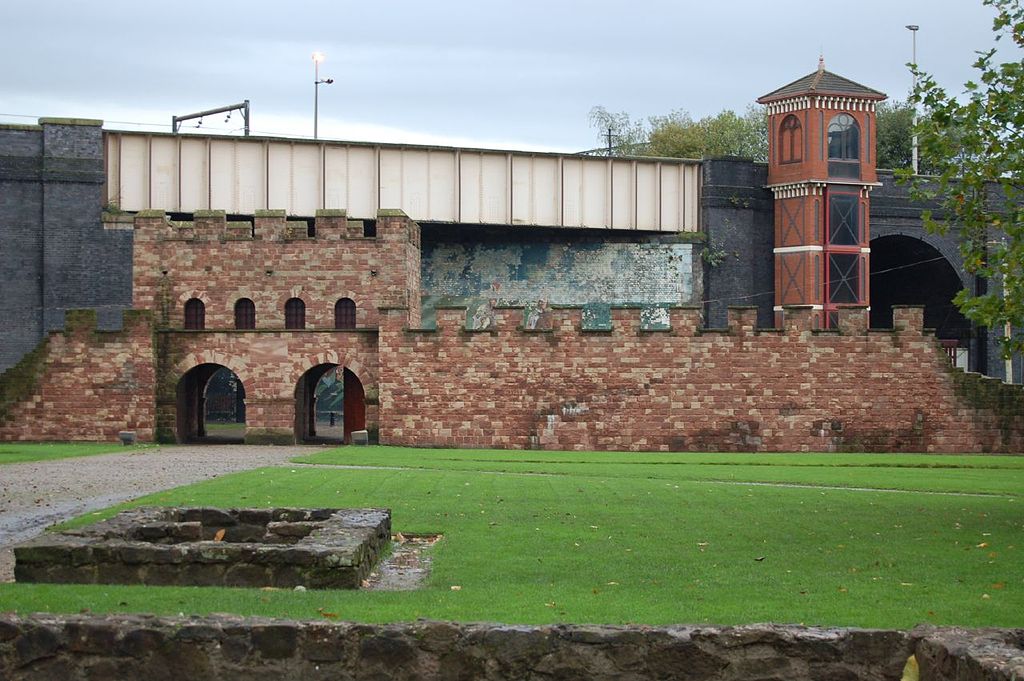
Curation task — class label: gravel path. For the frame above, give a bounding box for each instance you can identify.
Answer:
[0,445,322,582]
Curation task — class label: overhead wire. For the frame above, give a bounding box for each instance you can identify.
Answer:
[0,112,304,140]
[699,254,964,309]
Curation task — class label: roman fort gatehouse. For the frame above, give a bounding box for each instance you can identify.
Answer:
[2,67,1022,452]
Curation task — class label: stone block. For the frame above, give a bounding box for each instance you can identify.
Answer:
[13,507,391,590]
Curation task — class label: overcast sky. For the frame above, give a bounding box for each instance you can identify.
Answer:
[0,1,1008,152]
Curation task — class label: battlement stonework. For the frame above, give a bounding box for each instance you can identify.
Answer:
[133,209,421,331]
[0,310,155,442]
[378,304,1024,453]
[2,206,1023,451]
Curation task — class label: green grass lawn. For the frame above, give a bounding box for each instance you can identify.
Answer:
[204,422,246,436]
[0,442,146,465]
[1,447,1021,629]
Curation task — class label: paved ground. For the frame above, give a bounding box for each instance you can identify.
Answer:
[0,445,320,582]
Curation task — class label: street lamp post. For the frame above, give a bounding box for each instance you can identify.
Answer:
[906,24,919,174]
[313,51,333,140]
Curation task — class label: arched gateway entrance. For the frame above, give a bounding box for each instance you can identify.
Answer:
[294,364,366,444]
[176,364,246,443]
[870,235,972,366]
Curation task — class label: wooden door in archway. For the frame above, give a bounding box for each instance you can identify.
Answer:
[343,368,366,444]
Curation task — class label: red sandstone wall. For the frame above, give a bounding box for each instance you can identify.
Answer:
[5,199,1022,453]
[132,210,420,332]
[128,209,417,443]
[160,330,379,443]
[378,305,1024,453]
[0,310,155,442]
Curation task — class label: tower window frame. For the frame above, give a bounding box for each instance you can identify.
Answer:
[822,188,865,328]
[827,113,861,179]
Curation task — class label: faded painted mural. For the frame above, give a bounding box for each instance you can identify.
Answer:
[420,226,698,327]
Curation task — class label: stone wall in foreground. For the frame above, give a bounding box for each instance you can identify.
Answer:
[1,614,1022,681]
[379,304,1024,453]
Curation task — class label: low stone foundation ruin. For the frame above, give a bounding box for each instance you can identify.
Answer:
[0,615,1021,680]
[13,507,390,589]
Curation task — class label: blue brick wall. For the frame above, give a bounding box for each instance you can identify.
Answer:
[0,122,133,372]
[700,158,775,328]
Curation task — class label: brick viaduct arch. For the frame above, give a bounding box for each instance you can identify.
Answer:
[870,222,970,291]
[869,222,975,371]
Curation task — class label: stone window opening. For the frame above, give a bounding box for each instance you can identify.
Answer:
[184,298,205,330]
[335,298,357,329]
[285,298,306,330]
[234,298,256,329]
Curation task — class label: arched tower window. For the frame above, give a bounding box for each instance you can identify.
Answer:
[779,115,803,164]
[335,298,356,329]
[234,298,256,329]
[828,114,860,159]
[285,298,306,329]
[184,298,205,330]
[827,113,860,179]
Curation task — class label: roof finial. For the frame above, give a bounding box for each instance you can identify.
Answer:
[818,53,825,73]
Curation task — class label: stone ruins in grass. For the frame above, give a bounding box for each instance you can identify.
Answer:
[13,507,390,590]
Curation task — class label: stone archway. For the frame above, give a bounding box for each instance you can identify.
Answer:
[869,235,971,344]
[176,363,247,443]
[294,364,367,444]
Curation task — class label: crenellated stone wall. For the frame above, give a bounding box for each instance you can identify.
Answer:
[378,304,1024,453]
[0,310,155,442]
[132,209,421,332]
[3,208,1023,451]
[3,293,1023,451]
[0,614,1021,681]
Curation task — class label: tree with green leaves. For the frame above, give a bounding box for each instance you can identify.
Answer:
[586,106,650,156]
[593,95,926,169]
[648,107,767,161]
[906,0,1024,355]
[875,98,916,170]
[587,105,767,162]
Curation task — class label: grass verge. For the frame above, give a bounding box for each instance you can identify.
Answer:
[0,442,148,465]
[1,447,1020,628]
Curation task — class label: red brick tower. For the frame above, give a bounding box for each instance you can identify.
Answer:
[758,59,886,328]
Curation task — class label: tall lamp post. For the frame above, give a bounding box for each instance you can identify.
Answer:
[313,51,333,140]
[906,25,919,174]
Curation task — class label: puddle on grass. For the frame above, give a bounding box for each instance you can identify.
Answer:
[364,533,442,591]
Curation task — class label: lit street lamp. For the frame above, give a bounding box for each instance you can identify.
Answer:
[906,25,919,174]
[313,51,334,140]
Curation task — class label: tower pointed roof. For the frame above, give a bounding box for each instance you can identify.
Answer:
[757,61,886,103]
